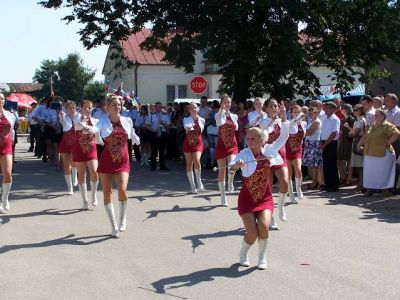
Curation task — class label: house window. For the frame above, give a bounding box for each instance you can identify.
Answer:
[166,84,188,102]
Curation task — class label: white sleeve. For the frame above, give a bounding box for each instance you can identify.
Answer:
[228,150,246,167]
[270,121,290,151]
[183,117,192,130]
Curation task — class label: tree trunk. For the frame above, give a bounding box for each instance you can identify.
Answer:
[232,71,251,103]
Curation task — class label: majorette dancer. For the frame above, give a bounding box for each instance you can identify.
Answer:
[285,104,307,203]
[95,95,140,238]
[59,101,78,195]
[182,103,205,194]
[259,98,290,229]
[247,97,269,129]
[215,94,238,206]
[229,104,289,269]
[73,100,99,209]
[0,93,16,214]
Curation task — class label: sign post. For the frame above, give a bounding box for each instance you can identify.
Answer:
[190,76,207,95]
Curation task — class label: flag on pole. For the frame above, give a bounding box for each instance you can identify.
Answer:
[50,77,55,97]
[116,82,123,96]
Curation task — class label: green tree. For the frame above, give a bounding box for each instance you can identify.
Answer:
[39,0,400,100]
[32,53,95,101]
[83,80,105,100]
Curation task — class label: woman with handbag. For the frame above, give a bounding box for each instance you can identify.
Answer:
[349,104,366,192]
[73,100,100,209]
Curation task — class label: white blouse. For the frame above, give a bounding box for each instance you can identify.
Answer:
[95,116,140,145]
[215,110,238,130]
[183,116,205,132]
[3,110,16,142]
[247,111,268,127]
[229,120,290,177]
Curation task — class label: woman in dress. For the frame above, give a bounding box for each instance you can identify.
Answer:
[59,101,78,194]
[73,100,99,209]
[135,105,151,166]
[302,107,323,189]
[96,95,140,238]
[183,103,205,193]
[248,97,268,128]
[349,104,366,192]
[0,93,16,213]
[229,106,289,269]
[286,104,307,203]
[215,94,239,206]
[337,104,355,185]
[259,98,289,224]
[357,109,399,197]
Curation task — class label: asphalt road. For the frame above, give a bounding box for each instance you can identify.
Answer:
[1,139,399,300]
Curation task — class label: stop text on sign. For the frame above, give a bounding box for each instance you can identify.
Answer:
[190,76,207,94]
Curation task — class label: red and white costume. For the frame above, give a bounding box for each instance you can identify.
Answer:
[58,114,76,154]
[0,111,15,156]
[96,116,140,174]
[73,116,99,162]
[215,111,238,160]
[182,116,205,153]
[285,121,306,160]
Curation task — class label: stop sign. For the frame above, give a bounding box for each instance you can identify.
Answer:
[190,76,207,94]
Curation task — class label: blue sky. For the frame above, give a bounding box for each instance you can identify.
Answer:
[0,0,108,83]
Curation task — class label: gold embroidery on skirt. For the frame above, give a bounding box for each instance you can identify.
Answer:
[77,131,94,154]
[245,163,270,202]
[220,126,235,149]
[0,126,9,147]
[105,133,127,163]
[187,129,199,146]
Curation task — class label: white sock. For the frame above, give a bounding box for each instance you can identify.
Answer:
[186,171,197,193]
[295,177,303,199]
[79,183,89,209]
[218,181,228,206]
[194,168,204,191]
[1,182,12,211]
[227,172,235,193]
[258,238,269,270]
[288,180,298,204]
[72,168,78,187]
[278,192,287,221]
[64,174,73,195]
[90,180,99,206]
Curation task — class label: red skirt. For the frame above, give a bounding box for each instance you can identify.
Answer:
[238,159,274,215]
[98,129,130,174]
[72,130,97,162]
[0,115,12,156]
[215,120,238,160]
[58,128,76,154]
[182,127,203,153]
[285,125,304,160]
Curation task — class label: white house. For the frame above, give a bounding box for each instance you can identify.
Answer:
[102,29,362,104]
[102,28,222,104]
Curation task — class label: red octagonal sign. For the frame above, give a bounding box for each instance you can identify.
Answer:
[190,76,207,94]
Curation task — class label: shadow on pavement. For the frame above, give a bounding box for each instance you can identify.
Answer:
[182,228,245,253]
[0,209,83,227]
[149,264,257,297]
[144,205,219,221]
[0,234,112,255]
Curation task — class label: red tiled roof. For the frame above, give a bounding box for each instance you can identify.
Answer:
[6,83,44,92]
[120,29,170,65]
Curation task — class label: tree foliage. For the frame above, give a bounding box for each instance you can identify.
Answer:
[39,0,400,100]
[83,80,105,100]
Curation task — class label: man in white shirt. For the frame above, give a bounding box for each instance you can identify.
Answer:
[146,101,171,171]
[320,102,340,192]
[27,103,38,152]
[373,96,384,109]
[198,96,211,120]
[361,95,375,128]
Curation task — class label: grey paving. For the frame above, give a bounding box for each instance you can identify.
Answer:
[1,139,400,300]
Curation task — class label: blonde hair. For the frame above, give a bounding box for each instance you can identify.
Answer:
[248,126,268,142]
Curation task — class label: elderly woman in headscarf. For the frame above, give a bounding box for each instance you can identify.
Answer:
[337,103,355,185]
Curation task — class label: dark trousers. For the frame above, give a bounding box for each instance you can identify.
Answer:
[133,143,141,162]
[29,125,37,151]
[36,125,47,158]
[392,140,400,189]
[166,128,178,160]
[322,140,339,191]
[151,132,167,169]
[96,145,104,160]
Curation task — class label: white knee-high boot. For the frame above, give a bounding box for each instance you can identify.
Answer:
[278,192,287,222]
[269,215,279,230]
[218,181,228,206]
[119,201,128,232]
[78,183,89,210]
[105,203,119,238]
[186,172,198,194]
[239,239,252,267]
[288,180,298,204]
[227,172,235,193]
[90,181,98,206]
[64,175,73,195]
[295,177,304,199]
[71,167,78,187]
[1,182,12,212]
[194,168,204,191]
[258,238,269,270]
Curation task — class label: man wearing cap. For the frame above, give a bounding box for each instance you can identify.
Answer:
[320,102,340,192]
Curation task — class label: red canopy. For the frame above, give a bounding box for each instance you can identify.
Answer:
[6,93,37,109]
